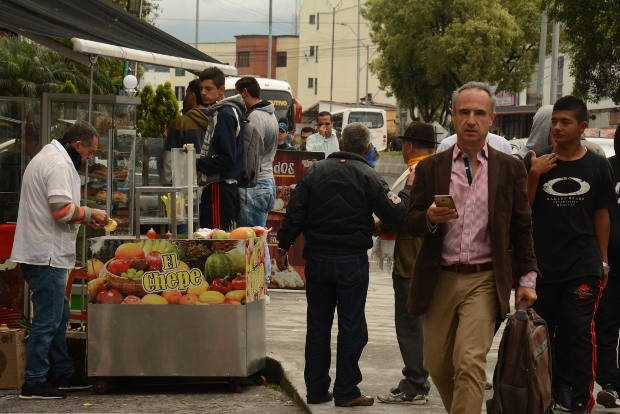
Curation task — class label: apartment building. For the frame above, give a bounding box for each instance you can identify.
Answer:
[297,0,395,109]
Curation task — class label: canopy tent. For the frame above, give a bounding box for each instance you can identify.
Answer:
[0,0,217,63]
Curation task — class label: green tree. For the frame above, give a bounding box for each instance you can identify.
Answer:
[0,36,121,97]
[110,0,161,23]
[544,0,620,103]
[363,0,542,122]
[136,82,178,138]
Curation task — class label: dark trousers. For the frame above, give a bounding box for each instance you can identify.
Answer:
[596,272,620,389]
[304,253,369,403]
[534,276,603,409]
[392,275,430,395]
[199,182,240,230]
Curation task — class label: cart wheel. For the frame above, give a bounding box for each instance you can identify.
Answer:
[93,381,109,394]
[228,379,243,393]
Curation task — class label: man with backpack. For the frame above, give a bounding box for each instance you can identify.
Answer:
[526,96,614,413]
[195,67,245,230]
[235,77,278,227]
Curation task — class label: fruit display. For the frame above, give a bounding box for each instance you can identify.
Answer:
[87,228,267,306]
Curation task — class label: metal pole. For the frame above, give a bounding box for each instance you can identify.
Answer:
[267,0,273,78]
[536,11,548,107]
[549,21,560,105]
[195,0,199,46]
[356,0,361,105]
[330,7,335,112]
[366,45,369,102]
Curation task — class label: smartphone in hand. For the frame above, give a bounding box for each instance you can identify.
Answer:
[434,195,457,214]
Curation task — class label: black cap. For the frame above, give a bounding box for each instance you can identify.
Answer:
[398,122,436,144]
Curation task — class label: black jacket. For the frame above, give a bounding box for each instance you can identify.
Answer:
[277,151,409,256]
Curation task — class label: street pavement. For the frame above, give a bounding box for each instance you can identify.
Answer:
[267,264,620,414]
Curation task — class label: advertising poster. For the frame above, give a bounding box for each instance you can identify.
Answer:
[86,236,266,305]
[267,150,324,290]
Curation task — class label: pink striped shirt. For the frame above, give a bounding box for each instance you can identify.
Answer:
[441,144,492,265]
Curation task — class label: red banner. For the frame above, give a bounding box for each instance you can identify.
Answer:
[267,150,324,289]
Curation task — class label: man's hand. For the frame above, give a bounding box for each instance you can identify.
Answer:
[602,262,609,289]
[90,209,108,229]
[529,151,557,177]
[275,248,288,271]
[515,287,537,310]
[427,202,458,224]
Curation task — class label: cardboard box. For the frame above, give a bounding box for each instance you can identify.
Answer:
[0,329,26,389]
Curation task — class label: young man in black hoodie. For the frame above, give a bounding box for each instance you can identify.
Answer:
[595,124,620,408]
[196,67,245,230]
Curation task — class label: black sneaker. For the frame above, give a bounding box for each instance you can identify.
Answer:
[596,385,620,408]
[554,385,573,412]
[571,401,587,414]
[19,381,66,399]
[55,374,93,391]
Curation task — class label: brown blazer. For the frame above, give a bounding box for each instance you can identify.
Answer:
[406,145,538,318]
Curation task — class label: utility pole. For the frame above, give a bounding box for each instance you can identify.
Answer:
[330,7,335,111]
[267,0,273,78]
[536,11,548,107]
[549,21,560,105]
[356,0,361,105]
[365,45,369,102]
[195,0,199,46]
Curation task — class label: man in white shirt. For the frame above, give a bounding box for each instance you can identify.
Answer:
[437,132,513,155]
[11,121,107,399]
[306,111,340,157]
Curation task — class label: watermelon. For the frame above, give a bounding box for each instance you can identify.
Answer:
[204,251,232,282]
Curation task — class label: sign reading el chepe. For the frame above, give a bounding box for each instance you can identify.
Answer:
[86,237,266,305]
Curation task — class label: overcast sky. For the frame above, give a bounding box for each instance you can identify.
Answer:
[154,0,299,43]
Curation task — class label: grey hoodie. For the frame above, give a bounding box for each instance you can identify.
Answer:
[524,105,553,155]
[247,100,278,181]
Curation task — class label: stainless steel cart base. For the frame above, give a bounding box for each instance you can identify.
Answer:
[88,300,265,378]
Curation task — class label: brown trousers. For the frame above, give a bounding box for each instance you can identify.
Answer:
[423,270,498,414]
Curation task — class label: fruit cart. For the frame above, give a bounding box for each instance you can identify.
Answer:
[86,234,267,390]
[85,147,267,390]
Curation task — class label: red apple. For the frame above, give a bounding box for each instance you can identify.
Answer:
[96,288,122,304]
[146,251,162,271]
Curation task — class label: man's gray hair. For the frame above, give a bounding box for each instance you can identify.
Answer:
[340,123,370,155]
[451,81,496,113]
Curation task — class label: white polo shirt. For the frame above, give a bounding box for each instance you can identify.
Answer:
[11,140,82,269]
[305,132,340,157]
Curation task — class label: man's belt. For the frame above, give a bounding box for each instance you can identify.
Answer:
[441,262,493,274]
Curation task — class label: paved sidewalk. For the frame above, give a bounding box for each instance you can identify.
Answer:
[266,266,620,414]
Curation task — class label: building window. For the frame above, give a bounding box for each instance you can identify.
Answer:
[556,55,564,102]
[175,68,186,76]
[308,78,314,89]
[174,86,185,101]
[309,46,315,57]
[237,51,250,67]
[315,46,319,62]
[309,14,315,24]
[276,51,287,67]
[314,78,318,95]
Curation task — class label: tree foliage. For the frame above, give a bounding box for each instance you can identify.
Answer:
[363,0,542,122]
[545,0,620,104]
[0,36,124,97]
[136,82,179,138]
[109,0,161,23]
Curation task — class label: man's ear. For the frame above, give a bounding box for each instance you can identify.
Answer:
[362,144,370,157]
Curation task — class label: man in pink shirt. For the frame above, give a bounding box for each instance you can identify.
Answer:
[405,82,539,413]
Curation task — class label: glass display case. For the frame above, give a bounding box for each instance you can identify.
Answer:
[0,97,41,224]
[41,93,141,265]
